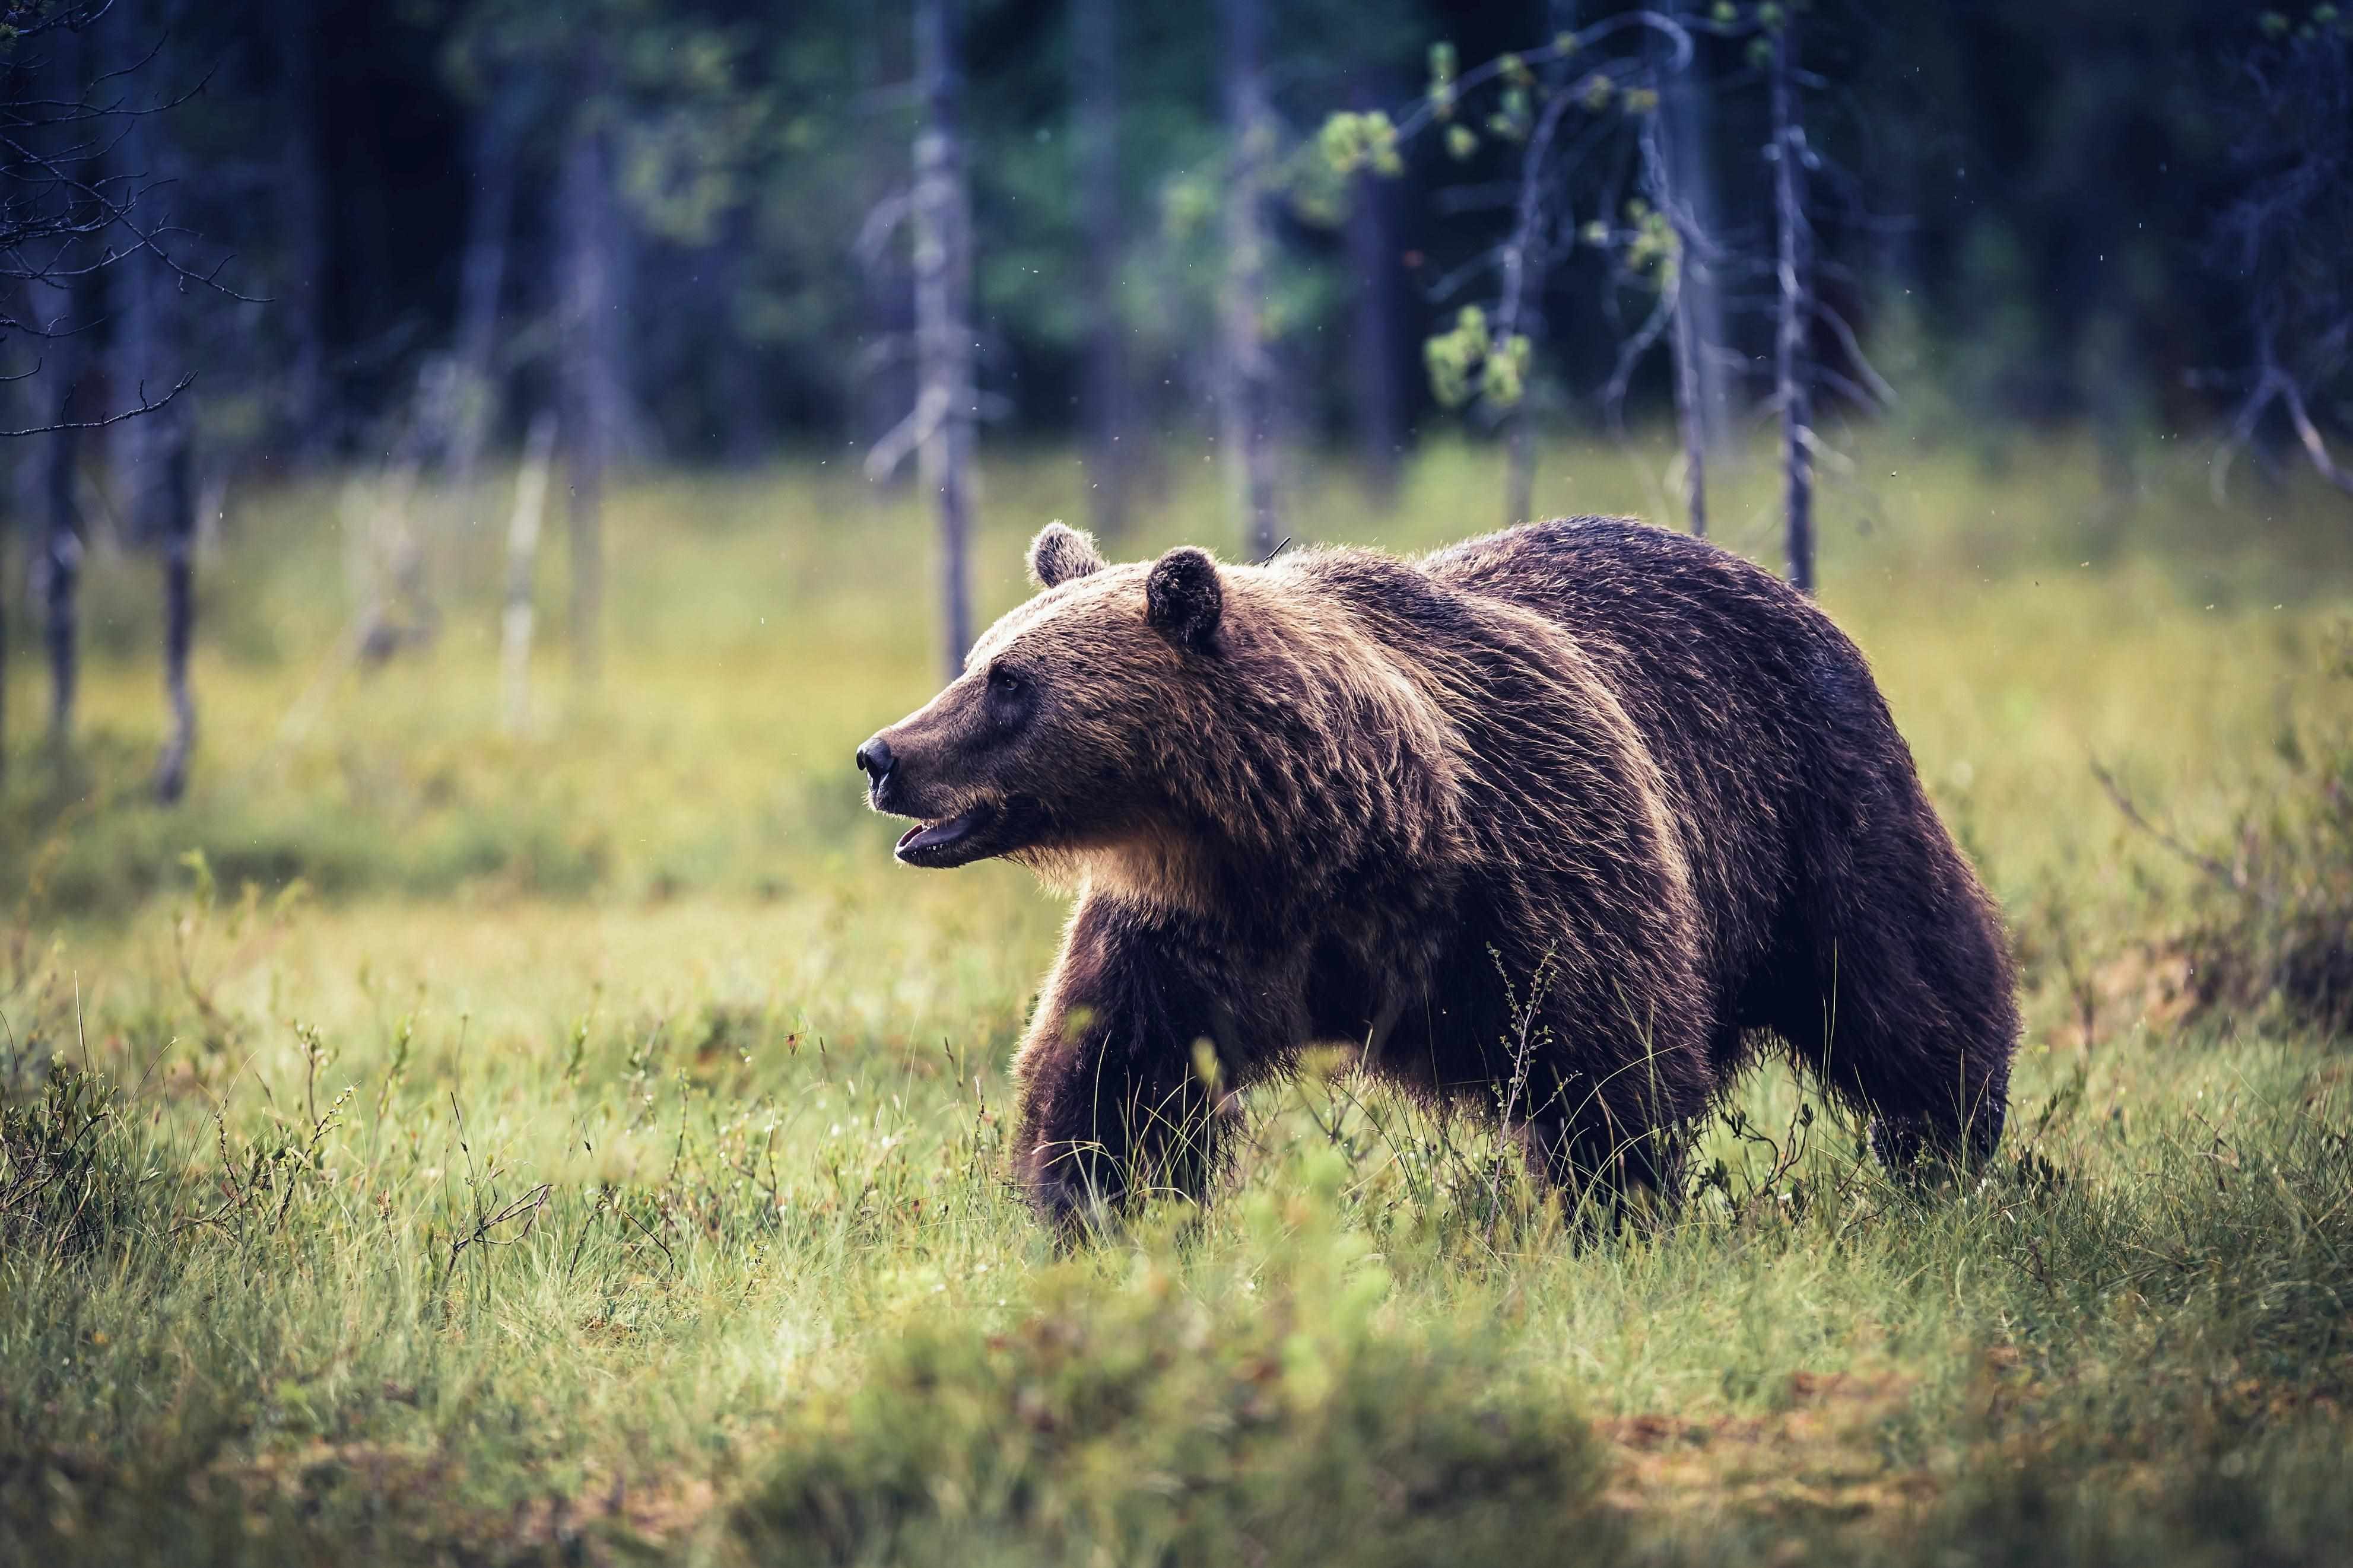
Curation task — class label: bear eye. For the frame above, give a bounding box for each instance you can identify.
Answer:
[989,666,1025,697]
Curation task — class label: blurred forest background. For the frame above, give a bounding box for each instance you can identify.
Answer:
[5,0,2332,463]
[3,0,2348,718]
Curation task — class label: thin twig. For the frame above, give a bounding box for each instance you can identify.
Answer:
[2090,761,2244,892]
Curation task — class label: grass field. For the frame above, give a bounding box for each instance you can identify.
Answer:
[4,430,2351,1564]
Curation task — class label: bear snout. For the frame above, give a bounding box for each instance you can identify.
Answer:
[855,734,907,812]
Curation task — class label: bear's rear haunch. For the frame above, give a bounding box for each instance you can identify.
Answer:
[857,519,2018,1226]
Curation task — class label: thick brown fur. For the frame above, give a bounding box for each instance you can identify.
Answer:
[858,518,2019,1227]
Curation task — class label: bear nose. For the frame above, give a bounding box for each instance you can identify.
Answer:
[855,737,896,785]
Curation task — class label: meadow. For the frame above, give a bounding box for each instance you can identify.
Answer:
[3,430,2351,1565]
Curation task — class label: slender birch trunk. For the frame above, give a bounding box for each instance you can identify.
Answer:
[1498,90,1573,529]
[273,0,329,466]
[1771,20,1814,593]
[1660,0,1729,453]
[108,1,163,543]
[557,71,617,684]
[1345,139,1404,505]
[43,397,80,745]
[1218,0,1279,559]
[1667,247,1709,537]
[914,0,976,675]
[155,427,196,803]
[1074,0,1129,539]
[451,86,524,511]
[501,411,559,736]
[1644,113,1709,537]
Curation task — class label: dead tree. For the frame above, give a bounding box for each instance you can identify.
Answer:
[450,84,529,514]
[912,0,976,673]
[2210,17,2353,502]
[154,419,195,802]
[1,2,214,437]
[1497,81,1576,527]
[20,20,90,750]
[43,378,80,746]
[1769,13,1814,592]
[107,0,169,551]
[270,0,329,466]
[1344,82,1406,505]
[501,410,558,736]
[859,0,979,674]
[1643,115,1710,538]
[4,1,240,771]
[1658,0,1731,454]
[1331,13,1699,534]
[1074,0,1129,538]
[1218,0,1279,560]
[556,70,619,685]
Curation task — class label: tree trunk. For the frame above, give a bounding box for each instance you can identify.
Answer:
[557,75,619,685]
[154,424,196,803]
[1498,2,1583,529]
[1660,0,1730,453]
[1497,84,1574,530]
[719,205,766,469]
[1644,113,1708,538]
[1218,0,1279,559]
[1667,244,1709,537]
[107,1,165,545]
[450,84,525,508]
[1346,84,1405,507]
[4,281,39,778]
[1074,0,1129,539]
[272,0,330,467]
[501,410,558,736]
[914,0,976,675]
[43,397,80,745]
[1771,21,1814,593]
[30,27,85,749]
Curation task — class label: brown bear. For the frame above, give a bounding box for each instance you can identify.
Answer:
[856,518,2017,1226]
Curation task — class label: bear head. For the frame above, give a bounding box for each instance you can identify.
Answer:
[855,522,1229,873]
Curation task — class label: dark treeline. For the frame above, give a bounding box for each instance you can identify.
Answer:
[5,0,2342,482]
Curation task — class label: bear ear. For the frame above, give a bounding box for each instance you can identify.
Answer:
[1145,547,1223,651]
[1028,522,1107,589]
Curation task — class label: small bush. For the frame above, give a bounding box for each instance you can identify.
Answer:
[733,1163,1613,1568]
[2173,627,2353,1035]
[0,1064,145,1258]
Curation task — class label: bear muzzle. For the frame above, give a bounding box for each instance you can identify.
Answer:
[894,800,1004,867]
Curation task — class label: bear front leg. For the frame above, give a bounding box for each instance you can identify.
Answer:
[1010,897,1243,1229]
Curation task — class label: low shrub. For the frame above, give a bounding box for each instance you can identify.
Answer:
[733,1158,1614,1568]
[2173,626,2353,1036]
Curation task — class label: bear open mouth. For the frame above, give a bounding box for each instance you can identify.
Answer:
[894,802,1004,868]
[891,795,1046,869]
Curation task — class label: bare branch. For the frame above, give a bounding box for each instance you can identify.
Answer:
[0,370,190,436]
[2279,375,2353,498]
[2090,762,2244,893]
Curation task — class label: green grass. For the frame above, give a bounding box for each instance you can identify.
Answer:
[2,429,2351,1564]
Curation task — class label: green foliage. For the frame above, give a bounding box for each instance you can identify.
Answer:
[0,1064,143,1259]
[2168,625,2353,1035]
[1427,40,1458,120]
[1317,109,1402,177]
[1423,304,1491,409]
[736,1184,1613,1566]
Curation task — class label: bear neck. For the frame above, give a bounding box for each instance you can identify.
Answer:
[1087,568,1465,943]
